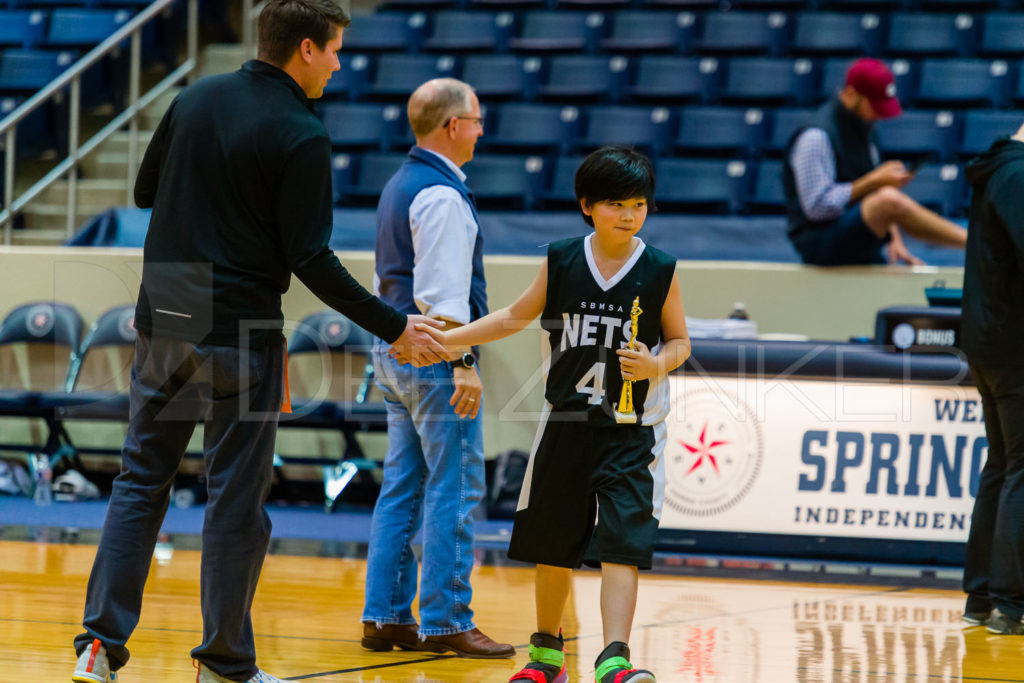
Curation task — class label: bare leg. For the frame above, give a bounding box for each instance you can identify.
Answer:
[861,186,967,248]
[600,563,639,646]
[537,564,572,637]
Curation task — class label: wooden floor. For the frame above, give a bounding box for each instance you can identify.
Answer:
[2,539,1022,683]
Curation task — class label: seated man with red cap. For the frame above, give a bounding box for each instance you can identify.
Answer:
[783,58,967,265]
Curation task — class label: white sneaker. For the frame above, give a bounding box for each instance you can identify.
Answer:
[196,661,294,683]
[72,639,117,682]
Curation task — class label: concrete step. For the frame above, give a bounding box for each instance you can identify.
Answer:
[80,151,143,179]
[201,44,246,77]
[42,178,131,208]
[94,130,155,157]
[140,87,180,130]
[21,202,111,233]
[8,228,70,246]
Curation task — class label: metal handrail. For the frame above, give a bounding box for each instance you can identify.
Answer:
[242,0,267,62]
[0,0,199,245]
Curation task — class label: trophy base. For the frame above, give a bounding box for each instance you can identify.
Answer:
[613,410,637,425]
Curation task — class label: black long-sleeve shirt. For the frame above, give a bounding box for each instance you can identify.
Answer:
[133,60,406,347]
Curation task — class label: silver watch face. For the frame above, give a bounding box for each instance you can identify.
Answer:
[461,354,475,368]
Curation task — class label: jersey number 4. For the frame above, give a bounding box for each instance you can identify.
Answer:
[575,362,606,405]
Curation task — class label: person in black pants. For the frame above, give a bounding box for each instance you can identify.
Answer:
[960,125,1024,635]
[70,1,445,682]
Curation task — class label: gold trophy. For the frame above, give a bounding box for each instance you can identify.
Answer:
[614,296,642,424]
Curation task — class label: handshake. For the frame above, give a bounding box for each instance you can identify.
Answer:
[387,314,450,366]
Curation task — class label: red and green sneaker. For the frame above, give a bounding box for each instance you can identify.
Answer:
[510,631,569,683]
[594,642,655,683]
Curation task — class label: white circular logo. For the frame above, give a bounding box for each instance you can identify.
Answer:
[117,310,137,343]
[665,387,764,517]
[24,304,54,338]
[892,322,916,350]
[321,317,351,345]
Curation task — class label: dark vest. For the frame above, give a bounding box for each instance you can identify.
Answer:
[783,99,879,238]
[375,146,488,325]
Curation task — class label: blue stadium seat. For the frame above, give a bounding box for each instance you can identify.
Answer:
[628,55,721,103]
[903,163,967,216]
[467,0,545,9]
[319,103,403,151]
[537,55,630,103]
[330,153,354,204]
[0,95,50,156]
[554,0,631,9]
[508,11,607,53]
[577,105,676,156]
[45,9,132,46]
[423,11,513,52]
[489,103,581,152]
[341,12,426,53]
[722,58,818,106]
[0,10,47,48]
[676,106,768,157]
[886,13,978,57]
[875,109,958,162]
[0,49,77,92]
[960,110,1021,156]
[699,12,790,57]
[820,57,914,102]
[747,159,786,213]
[464,154,546,209]
[367,54,456,98]
[462,55,542,100]
[654,157,750,213]
[539,154,585,208]
[792,12,883,56]
[379,0,459,10]
[764,107,814,153]
[979,13,1024,57]
[322,54,370,101]
[914,58,1011,108]
[343,152,408,205]
[601,11,698,54]
[640,0,717,8]
[818,0,901,9]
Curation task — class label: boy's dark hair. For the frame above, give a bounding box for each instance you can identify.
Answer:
[258,0,351,67]
[574,146,656,227]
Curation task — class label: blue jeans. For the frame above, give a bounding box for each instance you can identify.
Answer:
[362,340,485,635]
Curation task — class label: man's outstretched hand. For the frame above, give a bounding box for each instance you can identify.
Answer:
[390,315,447,366]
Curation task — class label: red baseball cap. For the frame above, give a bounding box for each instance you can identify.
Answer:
[846,58,902,119]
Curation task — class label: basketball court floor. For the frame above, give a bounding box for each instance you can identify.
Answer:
[2,535,1022,683]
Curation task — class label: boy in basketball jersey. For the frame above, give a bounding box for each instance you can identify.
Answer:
[419,146,690,683]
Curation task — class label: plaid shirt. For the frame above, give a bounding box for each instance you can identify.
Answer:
[790,128,879,221]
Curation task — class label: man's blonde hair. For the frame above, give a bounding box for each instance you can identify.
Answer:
[407,78,475,138]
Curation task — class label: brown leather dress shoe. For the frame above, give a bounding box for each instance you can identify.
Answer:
[419,627,516,659]
[361,622,422,651]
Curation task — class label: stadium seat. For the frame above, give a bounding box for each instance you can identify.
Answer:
[342,152,408,205]
[539,154,585,208]
[537,55,630,103]
[379,0,459,10]
[675,106,768,157]
[640,0,717,9]
[818,0,901,9]
[699,12,790,56]
[319,103,403,151]
[554,0,632,9]
[628,55,721,103]
[960,110,1021,156]
[489,103,582,153]
[461,54,542,100]
[914,58,1011,108]
[340,12,426,53]
[722,58,818,106]
[903,163,968,216]
[508,11,607,53]
[0,10,47,48]
[0,49,77,93]
[330,153,354,205]
[45,9,132,46]
[367,54,456,98]
[322,54,370,101]
[463,154,546,209]
[747,159,786,213]
[764,107,814,153]
[792,12,883,56]
[979,12,1024,57]
[601,11,698,54]
[577,105,675,156]
[467,0,545,9]
[885,13,978,57]
[0,95,50,157]
[423,10,514,52]
[654,157,750,213]
[875,109,958,162]
[819,57,914,102]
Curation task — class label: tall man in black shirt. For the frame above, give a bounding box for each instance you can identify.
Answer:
[71,2,444,682]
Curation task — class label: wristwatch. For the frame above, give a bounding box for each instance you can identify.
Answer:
[453,352,476,370]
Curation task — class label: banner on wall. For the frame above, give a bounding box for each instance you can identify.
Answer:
[659,374,988,543]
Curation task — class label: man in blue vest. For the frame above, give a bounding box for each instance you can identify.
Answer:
[783,58,967,266]
[362,78,515,658]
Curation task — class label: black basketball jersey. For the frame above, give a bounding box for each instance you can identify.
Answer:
[541,235,677,426]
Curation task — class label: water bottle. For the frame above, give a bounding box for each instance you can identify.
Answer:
[728,302,749,320]
[32,454,52,506]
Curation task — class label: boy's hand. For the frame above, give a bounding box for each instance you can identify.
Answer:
[617,341,658,381]
[415,322,450,347]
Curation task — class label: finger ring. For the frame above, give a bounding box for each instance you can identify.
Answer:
[468,398,476,403]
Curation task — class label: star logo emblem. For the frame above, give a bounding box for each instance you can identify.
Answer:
[680,420,729,477]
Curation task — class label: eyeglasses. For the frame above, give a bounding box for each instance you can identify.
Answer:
[444,116,485,128]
